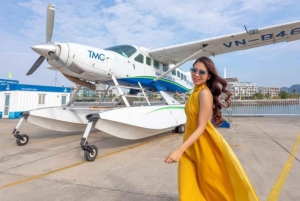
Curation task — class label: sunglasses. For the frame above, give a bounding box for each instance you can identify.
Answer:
[190,67,206,75]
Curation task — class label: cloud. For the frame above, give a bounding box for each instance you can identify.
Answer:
[0,0,299,87]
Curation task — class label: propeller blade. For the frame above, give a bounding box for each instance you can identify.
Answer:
[46,4,55,42]
[49,52,66,67]
[26,56,45,75]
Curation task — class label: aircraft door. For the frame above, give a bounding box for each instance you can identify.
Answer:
[113,56,129,77]
[130,53,145,77]
[3,94,10,118]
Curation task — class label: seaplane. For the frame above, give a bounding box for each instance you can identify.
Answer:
[11,4,300,161]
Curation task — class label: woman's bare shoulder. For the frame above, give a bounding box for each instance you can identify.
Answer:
[199,87,212,98]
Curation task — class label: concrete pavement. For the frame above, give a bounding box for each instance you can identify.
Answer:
[0,117,299,201]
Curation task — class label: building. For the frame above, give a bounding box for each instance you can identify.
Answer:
[76,86,96,97]
[72,85,121,101]
[0,79,70,119]
[227,82,258,98]
[258,87,280,97]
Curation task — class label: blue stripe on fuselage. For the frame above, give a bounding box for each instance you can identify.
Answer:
[105,77,190,93]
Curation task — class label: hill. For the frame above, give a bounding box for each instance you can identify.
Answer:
[281,84,300,94]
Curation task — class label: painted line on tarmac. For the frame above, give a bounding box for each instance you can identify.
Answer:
[0,133,174,190]
[0,134,83,150]
[267,133,300,201]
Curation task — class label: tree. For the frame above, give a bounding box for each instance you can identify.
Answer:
[279,91,290,99]
[264,93,271,99]
[108,93,114,101]
[272,95,281,99]
[251,92,264,100]
[148,94,154,101]
[153,94,158,101]
[293,89,297,95]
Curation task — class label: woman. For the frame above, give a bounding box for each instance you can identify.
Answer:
[165,57,259,201]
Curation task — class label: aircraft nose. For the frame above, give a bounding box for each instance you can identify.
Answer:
[31,43,56,59]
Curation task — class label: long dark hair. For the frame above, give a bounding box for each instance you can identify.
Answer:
[193,57,231,126]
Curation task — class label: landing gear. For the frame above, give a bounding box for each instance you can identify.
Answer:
[83,145,98,161]
[12,111,30,146]
[80,113,100,161]
[16,134,29,146]
[172,124,185,134]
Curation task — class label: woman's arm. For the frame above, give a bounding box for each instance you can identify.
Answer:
[165,88,213,163]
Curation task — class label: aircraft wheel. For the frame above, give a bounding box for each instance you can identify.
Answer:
[16,134,29,146]
[178,124,185,134]
[84,145,98,161]
[172,126,179,133]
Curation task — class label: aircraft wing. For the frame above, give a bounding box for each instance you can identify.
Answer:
[148,21,300,64]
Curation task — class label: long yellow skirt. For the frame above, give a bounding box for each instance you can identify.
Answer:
[178,121,260,201]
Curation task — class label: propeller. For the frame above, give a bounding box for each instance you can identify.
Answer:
[27,4,56,76]
[26,56,45,75]
[46,4,55,42]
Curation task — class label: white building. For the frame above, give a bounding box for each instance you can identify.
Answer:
[258,87,280,97]
[0,79,70,119]
[228,82,258,98]
[72,85,121,98]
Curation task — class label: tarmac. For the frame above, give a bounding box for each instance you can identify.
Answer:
[0,116,299,201]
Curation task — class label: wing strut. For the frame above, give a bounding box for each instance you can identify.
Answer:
[153,49,204,81]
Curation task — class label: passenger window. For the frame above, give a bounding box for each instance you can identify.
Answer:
[146,57,152,66]
[177,71,180,78]
[163,64,169,72]
[181,73,183,80]
[134,54,144,64]
[154,60,160,69]
[172,70,176,75]
[184,75,186,81]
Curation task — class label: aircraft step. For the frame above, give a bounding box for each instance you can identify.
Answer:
[211,116,232,128]
[111,74,150,107]
[218,116,232,128]
[118,86,143,90]
[124,95,140,98]
[218,118,231,128]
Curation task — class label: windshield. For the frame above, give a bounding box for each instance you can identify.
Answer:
[105,45,137,58]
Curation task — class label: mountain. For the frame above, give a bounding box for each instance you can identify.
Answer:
[281,84,300,94]
[288,84,300,94]
[280,87,289,92]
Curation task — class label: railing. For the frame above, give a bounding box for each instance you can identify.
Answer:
[222,99,300,116]
[223,107,233,125]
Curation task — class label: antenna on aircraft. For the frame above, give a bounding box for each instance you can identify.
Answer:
[244,25,248,33]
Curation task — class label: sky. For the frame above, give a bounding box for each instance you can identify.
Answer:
[0,0,299,88]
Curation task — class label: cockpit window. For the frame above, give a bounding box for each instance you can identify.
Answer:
[105,45,137,58]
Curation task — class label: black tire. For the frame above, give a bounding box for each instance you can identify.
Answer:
[84,145,98,161]
[16,134,29,146]
[178,124,185,134]
[174,126,180,133]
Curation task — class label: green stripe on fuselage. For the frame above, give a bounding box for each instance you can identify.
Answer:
[124,76,192,92]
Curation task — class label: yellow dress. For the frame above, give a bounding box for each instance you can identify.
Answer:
[178,84,259,201]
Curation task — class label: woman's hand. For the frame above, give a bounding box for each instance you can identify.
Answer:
[164,149,184,164]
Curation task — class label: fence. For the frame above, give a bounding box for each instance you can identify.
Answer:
[222,99,300,116]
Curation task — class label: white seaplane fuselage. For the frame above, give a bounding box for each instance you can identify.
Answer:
[28,43,190,139]
[47,43,193,93]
